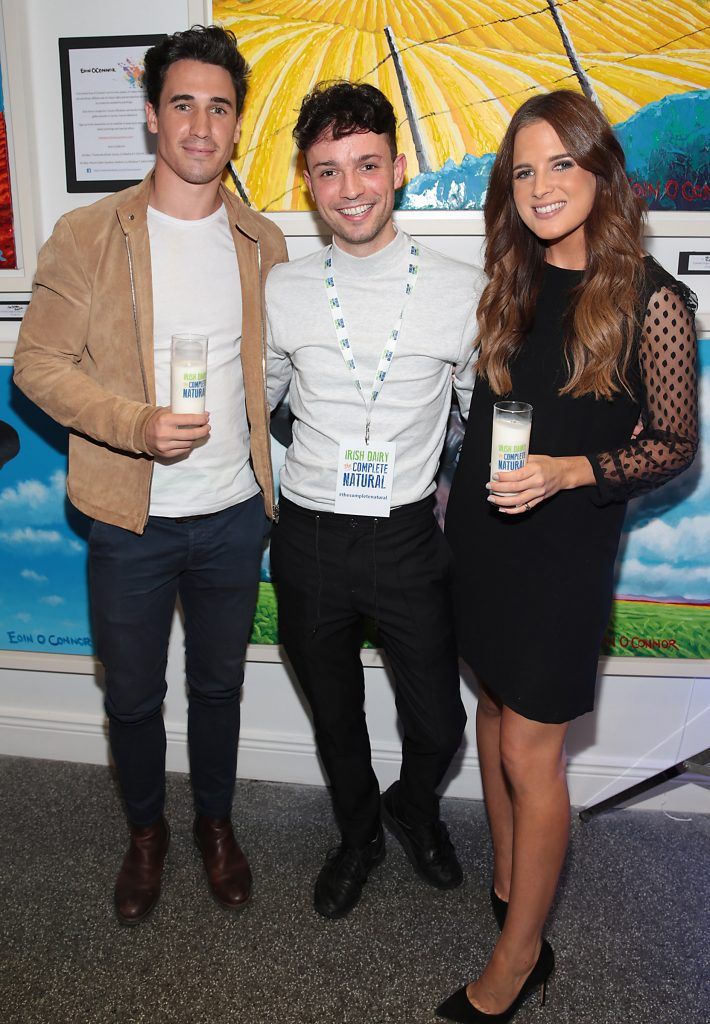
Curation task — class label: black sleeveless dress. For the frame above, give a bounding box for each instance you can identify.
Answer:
[445,258,698,723]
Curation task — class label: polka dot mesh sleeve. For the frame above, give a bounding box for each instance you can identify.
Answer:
[589,286,699,502]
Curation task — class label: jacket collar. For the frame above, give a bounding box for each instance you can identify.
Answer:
[115,170,259,241]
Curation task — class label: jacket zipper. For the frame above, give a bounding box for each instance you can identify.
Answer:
[257,237,279,523]
[125,233,154,527]
[125,236,150,403]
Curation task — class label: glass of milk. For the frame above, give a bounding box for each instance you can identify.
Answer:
[171,334,208,413]
[490,401,532,494]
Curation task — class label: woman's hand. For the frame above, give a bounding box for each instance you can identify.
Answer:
[486,454,595,514]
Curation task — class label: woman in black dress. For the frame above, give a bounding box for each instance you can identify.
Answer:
[438,91,698,1023]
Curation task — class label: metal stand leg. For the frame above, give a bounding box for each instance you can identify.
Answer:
[579,747,710,822]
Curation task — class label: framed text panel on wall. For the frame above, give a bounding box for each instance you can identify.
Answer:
[58,34,165,193]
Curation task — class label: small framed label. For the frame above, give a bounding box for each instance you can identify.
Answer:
[678,252,710,275]
[0,297,29,320]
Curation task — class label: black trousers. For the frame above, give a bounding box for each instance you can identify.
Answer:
[89,495,266,826]
[270,495,466,847]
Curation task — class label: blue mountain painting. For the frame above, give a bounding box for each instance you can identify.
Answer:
[398,90,710,213]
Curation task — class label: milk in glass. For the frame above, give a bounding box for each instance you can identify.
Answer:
[490,402,532,489]
[171,334,208,413]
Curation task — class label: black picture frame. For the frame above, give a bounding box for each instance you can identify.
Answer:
[677,252,710,276]
[58,34,165,193]
[0,297,29,321]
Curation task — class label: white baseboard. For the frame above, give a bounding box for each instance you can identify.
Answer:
[2,708,709,813]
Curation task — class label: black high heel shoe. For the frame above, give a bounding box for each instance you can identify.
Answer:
[436,940,554,1023]
[490,887,508,930]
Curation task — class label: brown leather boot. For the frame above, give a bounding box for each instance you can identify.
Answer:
[114,817,170,925]
[193,815,252,909]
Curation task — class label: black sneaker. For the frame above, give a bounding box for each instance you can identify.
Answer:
[313,827,386,919]
[381,783,463,889]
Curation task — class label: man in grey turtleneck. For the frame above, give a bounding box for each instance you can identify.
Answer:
[266,82,483,919]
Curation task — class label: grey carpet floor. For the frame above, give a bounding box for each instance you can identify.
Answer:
[0,755,708,1024]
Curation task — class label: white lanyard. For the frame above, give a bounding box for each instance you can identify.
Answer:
[323,241,420,444]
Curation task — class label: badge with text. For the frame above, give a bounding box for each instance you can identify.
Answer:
[334,440,396,517]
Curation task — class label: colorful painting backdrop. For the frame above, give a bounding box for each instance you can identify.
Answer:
[0,61,17,269]
[0,373,91,655]
[602,336,710,658]
[2,1,707,658]
[432,341,710,661]
[2,339,708,659]
[0,370,276,654]
[212,0,710,212]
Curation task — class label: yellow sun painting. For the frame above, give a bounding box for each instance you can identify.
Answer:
[211,1,710,211]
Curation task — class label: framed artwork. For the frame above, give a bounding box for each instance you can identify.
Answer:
[197,0,709,235]
[433,340,710,663]
[58,34,165,193]
[2,337,708,665]
[0,365,92,660]
[3,3,706,667]
[0,365,283,664]
[0,1,37,292]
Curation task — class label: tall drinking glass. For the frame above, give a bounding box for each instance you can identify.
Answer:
[171,334,208,413]
[490,401,533,493]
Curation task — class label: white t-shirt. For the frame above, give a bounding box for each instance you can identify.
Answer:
[266,229,483,511]
[147,204,258,517]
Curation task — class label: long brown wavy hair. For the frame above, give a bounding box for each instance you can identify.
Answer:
[476,90,646,399]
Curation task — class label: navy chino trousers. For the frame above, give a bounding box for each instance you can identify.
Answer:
[270,494,466,848]
[88,494,266,827]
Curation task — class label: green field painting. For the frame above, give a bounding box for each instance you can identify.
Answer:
[250,583,377,649]
[250,583,279,645]
[602,599,710,659]
[254,588,709,659]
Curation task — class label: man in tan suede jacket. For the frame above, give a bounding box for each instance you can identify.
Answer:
[14,26,286,925]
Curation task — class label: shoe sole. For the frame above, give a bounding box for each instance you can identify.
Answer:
[115,899,160,927]
[314,847,387,920]
[206,888,251,912]
[381,799,463,890]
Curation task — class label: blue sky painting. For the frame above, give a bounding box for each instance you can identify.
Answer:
[0,368,92,655]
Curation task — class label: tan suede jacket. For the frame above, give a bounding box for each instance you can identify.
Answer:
[14,174,287,533]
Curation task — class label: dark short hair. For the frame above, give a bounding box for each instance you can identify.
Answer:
[143,25,250,114]
[294,81,397,157]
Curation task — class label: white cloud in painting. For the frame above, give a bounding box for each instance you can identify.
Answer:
[617,557,710,602]
[40,595,65,607]
[0,527,82,555]
[0,469,66,526]
[624,514,710,566]
[618,510,710,602]
[619,356,708,602]
[624,375,708,530]
[20,569,48,583]
[15,612,32,623]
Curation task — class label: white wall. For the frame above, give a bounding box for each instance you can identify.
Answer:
[18,0,192,243]
[2,644,710,812]
[1,0,709,815]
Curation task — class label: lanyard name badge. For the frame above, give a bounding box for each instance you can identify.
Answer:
[325,240,420,516]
